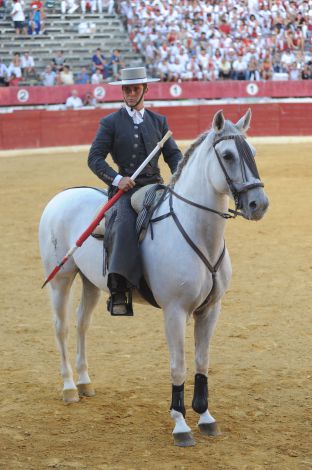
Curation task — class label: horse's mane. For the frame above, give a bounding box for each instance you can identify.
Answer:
[170,120,241,187]
[170,131,209,187]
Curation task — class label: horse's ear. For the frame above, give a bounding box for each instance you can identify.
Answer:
[236,108,252,132]
[212,110,225,133]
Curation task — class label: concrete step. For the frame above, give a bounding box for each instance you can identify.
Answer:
[0,10,142,73]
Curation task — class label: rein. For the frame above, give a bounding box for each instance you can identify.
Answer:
[169,187,238,219]
[150,189,225,273]
[149,188,226,310]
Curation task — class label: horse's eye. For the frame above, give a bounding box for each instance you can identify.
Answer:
[223,153,233,161]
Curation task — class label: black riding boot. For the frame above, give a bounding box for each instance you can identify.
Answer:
[107,273,133,316]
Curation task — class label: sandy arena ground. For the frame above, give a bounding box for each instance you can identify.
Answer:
[0,141,311,470]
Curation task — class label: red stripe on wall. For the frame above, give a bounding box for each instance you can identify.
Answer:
[0,80,312,107]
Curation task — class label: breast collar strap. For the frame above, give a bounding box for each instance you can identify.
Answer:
[150,190,226,275]
[149,189,226,310]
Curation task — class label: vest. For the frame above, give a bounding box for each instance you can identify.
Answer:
[118,123,163,187]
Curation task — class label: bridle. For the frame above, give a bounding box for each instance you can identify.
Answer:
[163,133,264,220]
[212,134,264,216]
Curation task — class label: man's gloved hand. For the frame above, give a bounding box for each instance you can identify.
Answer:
[118,176,136,192]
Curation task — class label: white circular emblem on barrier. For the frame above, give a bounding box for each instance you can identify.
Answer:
[94,86,106,100]
[170,84,182,97]
[246,83,259,96]
[17,89,29,103]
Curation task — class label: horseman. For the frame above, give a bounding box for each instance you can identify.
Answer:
[88,67,183,315]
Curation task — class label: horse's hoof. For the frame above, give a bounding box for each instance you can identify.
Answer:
[173,432,195,447]
[198,421,220,436]
[63,389,80,404]
[77,383,96,397]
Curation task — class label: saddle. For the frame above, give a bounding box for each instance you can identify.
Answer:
[92,183,166,241]
[133,183,166,242]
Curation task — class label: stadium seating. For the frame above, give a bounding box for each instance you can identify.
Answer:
[0,8,143,85]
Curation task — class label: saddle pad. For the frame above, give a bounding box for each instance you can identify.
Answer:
[135,184,166,242]
[91,186,156,238]
[91,184,165,238]
[130,184,157,213]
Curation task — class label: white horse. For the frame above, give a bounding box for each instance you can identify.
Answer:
[39,110,269,446]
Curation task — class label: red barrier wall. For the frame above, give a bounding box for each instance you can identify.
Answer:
[0,102,311,150]
[0,80,312,106]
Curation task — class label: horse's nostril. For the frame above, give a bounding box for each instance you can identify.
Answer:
[249,201,257,210]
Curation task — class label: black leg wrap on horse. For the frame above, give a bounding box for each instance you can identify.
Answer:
[170,383,186,418]
[192,373,208,414]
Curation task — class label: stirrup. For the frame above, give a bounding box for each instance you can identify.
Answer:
[107,291,133,316]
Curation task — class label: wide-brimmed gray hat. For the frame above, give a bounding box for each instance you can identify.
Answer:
[109,67,160,85]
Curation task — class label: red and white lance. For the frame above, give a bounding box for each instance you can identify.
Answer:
[42,130,172,288]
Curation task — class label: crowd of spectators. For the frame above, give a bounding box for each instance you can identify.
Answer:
[0,50,37,85]
[0,46,124,86]
[117,0,312,81]
[8,0,46,36]
[2,0,312,86]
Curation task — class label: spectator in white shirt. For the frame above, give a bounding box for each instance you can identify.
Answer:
[11,0,27,35]
[197,48,210,71]
[41,64,56,86]
[176,46,189,66]
[65,89,83,109]
[91,68,104,84]
[167,57,185,81]
[21,51,36,79]
[289,62,300,80]
[157,58,170,81]
[185,56,203,80]
[232,55,248,80]
[102,0,115,14]
[281,48,296,68]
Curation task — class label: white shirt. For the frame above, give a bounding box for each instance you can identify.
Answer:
[21,55,35,68]
[7,63,22,78]
[125,104,144,124]
[91,72,103,84]
[65,96,83,109]
[281,51,295,65]
[233,59,248,72]
[112,105,145,186]
[11,2,25,21]
[41,70,56,86]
